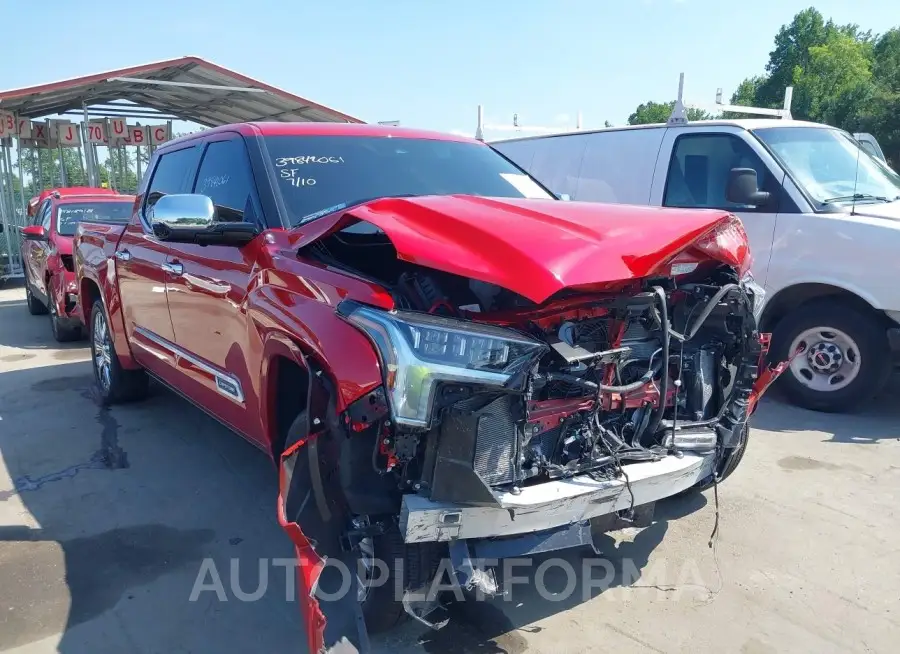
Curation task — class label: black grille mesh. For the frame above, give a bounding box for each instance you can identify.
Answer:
[461,395,519,486]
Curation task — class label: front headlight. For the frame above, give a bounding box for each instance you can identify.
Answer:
[742,273,766,323]
[338,301,547,428]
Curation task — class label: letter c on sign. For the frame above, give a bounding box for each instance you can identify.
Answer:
[154,127,166,142]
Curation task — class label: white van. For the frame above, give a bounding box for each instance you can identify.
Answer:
[492,119,900,413]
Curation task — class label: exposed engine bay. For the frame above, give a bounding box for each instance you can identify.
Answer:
[311,221,767,505]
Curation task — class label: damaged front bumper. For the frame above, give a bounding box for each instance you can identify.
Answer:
[400,452,713,543]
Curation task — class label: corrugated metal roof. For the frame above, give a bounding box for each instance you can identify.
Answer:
[0,56,363,126]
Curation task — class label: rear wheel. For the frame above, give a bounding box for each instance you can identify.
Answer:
[771,299,890,412]
[90,301,148,404]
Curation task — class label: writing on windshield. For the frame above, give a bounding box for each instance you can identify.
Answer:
[57,202,132,236]
[264,135,553,225]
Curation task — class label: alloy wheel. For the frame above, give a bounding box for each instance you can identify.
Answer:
[93,309,113,392]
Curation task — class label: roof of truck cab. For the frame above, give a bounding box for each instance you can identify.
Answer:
[53,194,135,203]
[489,118,833,144]
[162,122,479,150]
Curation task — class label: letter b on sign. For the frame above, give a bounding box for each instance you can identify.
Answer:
[129,126,146,144]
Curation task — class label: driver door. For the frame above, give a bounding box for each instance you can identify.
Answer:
[649,127,791,287]
[162,134,264,444]
[23,200,53,295]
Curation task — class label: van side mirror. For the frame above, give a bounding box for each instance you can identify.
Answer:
[726,168,771,207]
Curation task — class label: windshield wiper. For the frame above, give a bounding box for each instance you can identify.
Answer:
[822,193,892,204]
[296,194,418,226]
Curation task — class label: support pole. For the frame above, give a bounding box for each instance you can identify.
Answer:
[16,143,27,214]
[57,141,67,186]
[0,143,16,274]
[475,105,484,142]
[83,102,96,186]
[36,147,45,190]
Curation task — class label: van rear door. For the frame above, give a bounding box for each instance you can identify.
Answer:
[648,126,791,287]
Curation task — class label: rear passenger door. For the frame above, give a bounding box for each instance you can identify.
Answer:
[118,144,201,378]
[650,127,787,286]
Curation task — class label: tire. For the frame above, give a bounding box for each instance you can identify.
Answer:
[693,424,749,492]
[48,289,82,343]
[359,525,444,634]
[283,411,444,634]
[90,300,149,404]
[25,277,48,315]
[771,299,890,413]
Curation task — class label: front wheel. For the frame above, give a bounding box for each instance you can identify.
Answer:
[25,278,48,315]
[90,301,149,404]
[771,300,890,413]
[693,424,749,492]
[49,292,82,342]
[357,525,444,634]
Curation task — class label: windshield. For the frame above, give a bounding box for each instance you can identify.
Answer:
[262,135,554,226]
[754,127,900,207]
[56,202,133,236]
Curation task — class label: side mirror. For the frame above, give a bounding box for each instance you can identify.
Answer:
[148,194,260,246]
[555,193,571,201]
[726,168,771,207]
[22,225,47,241]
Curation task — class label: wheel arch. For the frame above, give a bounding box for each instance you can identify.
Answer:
[761,282,891,334]
[260,333,312,461]
[80,277,102,324]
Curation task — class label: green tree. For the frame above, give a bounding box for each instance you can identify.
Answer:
[724,7,900,167]
[872,28,900,92]
[793,31,873,124]
[724,75,767,118]
[627,101,712,125]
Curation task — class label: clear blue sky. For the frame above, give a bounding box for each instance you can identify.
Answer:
[2,0,897,139]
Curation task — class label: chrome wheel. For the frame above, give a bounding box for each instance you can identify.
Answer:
[789,326,861,393]
[92,309,113,391]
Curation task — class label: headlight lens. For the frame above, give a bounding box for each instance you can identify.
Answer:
[339,302,547,427]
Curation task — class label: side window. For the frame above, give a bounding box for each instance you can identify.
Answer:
[663,133,776,212]
[145,146,201,209]
[40,202,52,230]
[859,141,879,159]
[193,138,258,223]
[33,201,49,227]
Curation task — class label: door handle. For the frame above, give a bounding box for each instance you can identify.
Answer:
[162,262,184,276]
[115,250,132,261]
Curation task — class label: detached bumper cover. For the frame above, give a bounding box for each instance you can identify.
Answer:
[400,453,714,544]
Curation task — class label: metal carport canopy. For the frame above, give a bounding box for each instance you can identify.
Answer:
[0,55,363,126]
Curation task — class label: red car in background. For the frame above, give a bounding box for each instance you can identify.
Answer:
[21,189,134,341]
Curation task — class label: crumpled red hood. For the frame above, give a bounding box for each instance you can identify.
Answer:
[292,195,736,303]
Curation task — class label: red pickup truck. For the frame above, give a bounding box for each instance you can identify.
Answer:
[21,188,133,341]
[75,122,784,654]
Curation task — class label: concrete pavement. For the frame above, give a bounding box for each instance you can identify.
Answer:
[1,280,898,654]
